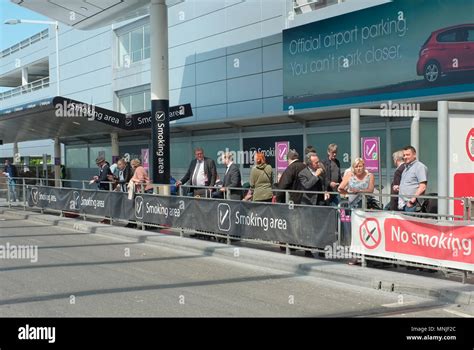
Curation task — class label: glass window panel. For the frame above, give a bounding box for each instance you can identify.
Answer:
[131,27,143,62]
[307,131,351,170]
[144,91,151,110]
[420,119,437,193]
[171,142,190,169]
[89,146,112,168]
[144,25,150,59]
[65,147,88,168]
[131,92,145,113]
[119,95,131,113]
[191,139,239,170]
[118,33,130,67]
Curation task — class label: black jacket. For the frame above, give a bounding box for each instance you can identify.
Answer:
[276,160,306,203]
[321,157,342,192]
[115,164,133,191]
[181,157,217,187]
[97,163,112,191]
[389,163,406,211]
[4,164,18,178]
[298,167,326,206]
[222,163,242,200]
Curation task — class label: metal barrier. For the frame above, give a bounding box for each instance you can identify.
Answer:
[1,177,472,281]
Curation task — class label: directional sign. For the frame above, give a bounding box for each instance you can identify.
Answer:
[217,203,231,232]
[359,218,382,249]
[362,137,380,173]
[276,140,289,169]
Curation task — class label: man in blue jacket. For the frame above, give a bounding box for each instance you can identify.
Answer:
[3,159,18,201]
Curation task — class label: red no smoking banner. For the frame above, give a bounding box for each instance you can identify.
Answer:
[359,218,382,249]
[466,128,474,162]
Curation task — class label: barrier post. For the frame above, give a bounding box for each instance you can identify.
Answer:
[361,193,367,211]
[285,190,290,204]
[285,243,291,255]
[22,179,26,209]
[7,181,11,207]
[463,198,470,220]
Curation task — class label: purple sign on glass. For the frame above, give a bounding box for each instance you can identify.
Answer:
[275,141,289,172]
[141,148,149,172]
[361,137,380,173]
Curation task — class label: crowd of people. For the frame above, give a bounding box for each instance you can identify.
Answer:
[87,143,429,214]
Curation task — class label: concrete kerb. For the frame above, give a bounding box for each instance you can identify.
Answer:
[2,208,473,306]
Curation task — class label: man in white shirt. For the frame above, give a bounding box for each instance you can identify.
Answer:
[176,147,217,197]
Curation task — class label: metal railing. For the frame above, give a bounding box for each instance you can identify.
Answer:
[0,77,50,101]
[1,29,49,58]
[1,177,472,281]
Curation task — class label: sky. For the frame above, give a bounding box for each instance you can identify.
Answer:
[0,0,52,50]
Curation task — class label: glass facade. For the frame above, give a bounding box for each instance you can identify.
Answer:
[118,89,150,114]
[117,24,150,67]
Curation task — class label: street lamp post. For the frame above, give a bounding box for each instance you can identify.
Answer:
[4,19,60,96]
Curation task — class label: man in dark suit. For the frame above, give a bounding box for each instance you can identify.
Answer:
[388,150,406,211]
[91,156,112,191]
[213,152,242,200]
[177,147,217,197]
[321,143,342,206]
[298,152,329,206]
[276,150,306,204]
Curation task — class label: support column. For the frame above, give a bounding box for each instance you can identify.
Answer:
[21,67,28,86]
[150,0,170,195]
[438,101,449,217]
[410,115,420,158]
[350,108,360,162]
[13,142,20,165]
[54,138,61,187]
[386,120,392,197]
[111,132,119,164]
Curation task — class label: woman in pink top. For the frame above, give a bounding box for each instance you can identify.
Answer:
[130,158,153,193]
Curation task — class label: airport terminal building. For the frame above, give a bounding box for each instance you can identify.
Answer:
[1,0,474,195]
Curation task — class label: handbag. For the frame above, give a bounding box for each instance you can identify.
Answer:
[127,181,135,200]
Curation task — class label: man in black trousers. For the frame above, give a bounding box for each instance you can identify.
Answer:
[276,150,306,204]
[213,152,242,200]
[177,147,217,197]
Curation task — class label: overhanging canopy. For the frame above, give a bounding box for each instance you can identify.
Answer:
[0,96,193,144]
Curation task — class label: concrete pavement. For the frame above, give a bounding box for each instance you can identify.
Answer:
[0,208,473,317]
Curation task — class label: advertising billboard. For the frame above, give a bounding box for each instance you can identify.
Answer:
[283,0,474,110]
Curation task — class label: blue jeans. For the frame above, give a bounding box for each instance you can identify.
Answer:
[7,179,17,201]
[327,194,340,207]
[403,204,417,212]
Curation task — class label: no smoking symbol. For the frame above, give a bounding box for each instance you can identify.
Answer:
[359,218,381,249]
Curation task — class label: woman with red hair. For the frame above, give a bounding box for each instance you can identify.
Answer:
[248,152,273,202]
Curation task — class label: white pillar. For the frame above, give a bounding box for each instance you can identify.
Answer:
[55,22,60,96]
[386,120,392,197]
[111,132,119,164]
[13,142,20,165]
[410,115,420,158]
[54,138,61,187]
[437,101,449,218]
[350,108,360,163]
[21,67,28,86]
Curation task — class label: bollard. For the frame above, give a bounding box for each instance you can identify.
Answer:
[463,198,470,221]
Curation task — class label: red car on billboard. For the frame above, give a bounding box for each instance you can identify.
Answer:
[417,24,474,83]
